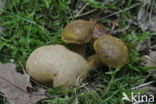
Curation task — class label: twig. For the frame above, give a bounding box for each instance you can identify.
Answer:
[80,83,89,91]
[75,2,89,18]
[74,0,117,18]
[110,22,131,34]
[131,80,156,90]
[97,3,141,21]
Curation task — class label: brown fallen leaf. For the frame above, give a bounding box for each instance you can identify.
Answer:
[0,63,48,104]
[89,18,108,41]
[92,23,108,40]
[140,49,156,80]
[137,0,156,32]
[141,51,156,67]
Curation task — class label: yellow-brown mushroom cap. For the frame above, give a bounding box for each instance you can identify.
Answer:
[61,19,93,44]
[94,35,128,68]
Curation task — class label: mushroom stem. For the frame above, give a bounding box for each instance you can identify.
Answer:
[69,44,86,56]
[87,54,101,69]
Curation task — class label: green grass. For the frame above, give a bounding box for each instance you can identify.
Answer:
[0,0,155,104]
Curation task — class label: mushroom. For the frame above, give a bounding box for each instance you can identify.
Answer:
[61,19,95,55]
[87,54,101,69]
[26,45,91,88]
[62,19,94,44]
[93,35,128,68]
[61,19,108,55]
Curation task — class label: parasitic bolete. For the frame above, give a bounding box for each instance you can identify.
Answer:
[94,35,129,68]
[61,19,96,55]
[61,19,94,44]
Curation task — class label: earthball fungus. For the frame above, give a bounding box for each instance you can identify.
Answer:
[94,35,129,68]
[26,45,91,88]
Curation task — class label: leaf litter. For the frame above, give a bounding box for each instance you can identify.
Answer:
[137,0,156,32]
[0,63,48,104]
[133,0,156,96]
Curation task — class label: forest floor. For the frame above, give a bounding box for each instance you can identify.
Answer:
[0,0,156,104]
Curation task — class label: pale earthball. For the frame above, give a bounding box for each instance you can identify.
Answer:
[26,45,91,88]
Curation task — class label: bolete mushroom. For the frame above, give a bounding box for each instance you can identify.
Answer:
[26,45,91,88]
[61,19,96,55]
[93,35,128,68]
[62,19,94,44]
[87,54,102,69]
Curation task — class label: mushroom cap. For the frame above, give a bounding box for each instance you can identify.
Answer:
[94,35,128,68]
[61,19,93,44]
[26,45,91,88]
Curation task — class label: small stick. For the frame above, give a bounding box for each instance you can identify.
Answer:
[75,2,89,18]
[131,80,156,90]
[97,3,141,21]
[74,0,116,18]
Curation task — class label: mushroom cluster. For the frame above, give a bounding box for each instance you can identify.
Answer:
[26,19,129,88]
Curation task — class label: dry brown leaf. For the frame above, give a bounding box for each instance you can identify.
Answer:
[0,63,47,104]
[140,50,156,79]
[92,23,108,40]
[138,0,156,32]
[136,42,149,52]
[141,51,156,67]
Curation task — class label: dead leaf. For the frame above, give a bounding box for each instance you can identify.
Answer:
[140,49,156,79]
[89,18,108,40]
[92,23,108,40]
[0,63,47,104]
[137,42,149,52]
[137,0,156,32]
[141,51,156,67]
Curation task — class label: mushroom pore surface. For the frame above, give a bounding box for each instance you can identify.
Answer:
[94,35,128,68]
[26,45,91,88]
